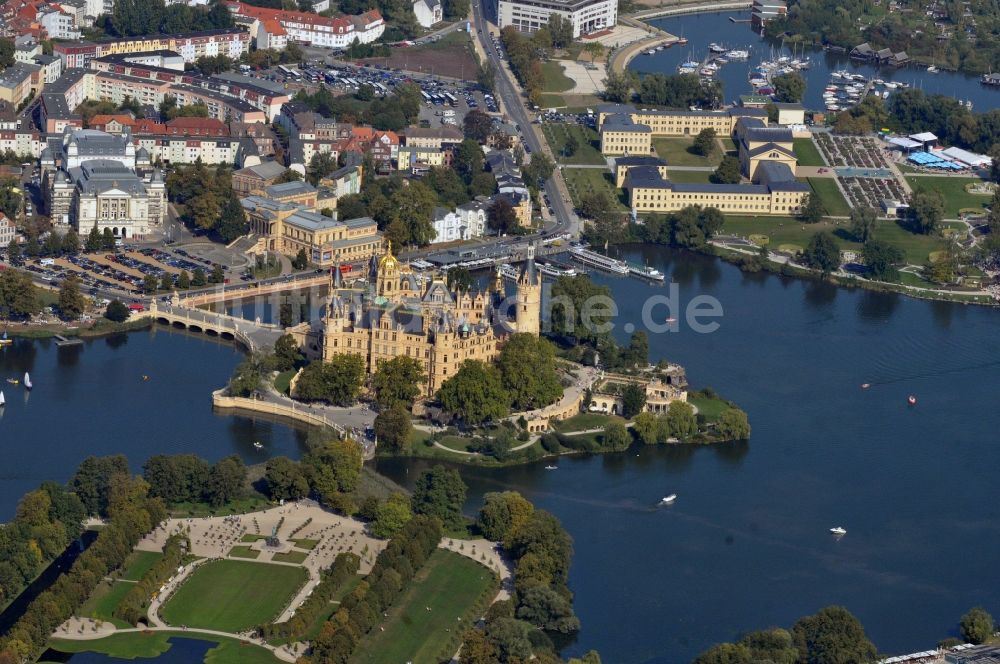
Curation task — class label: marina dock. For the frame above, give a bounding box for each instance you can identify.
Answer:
[54,335,83,346]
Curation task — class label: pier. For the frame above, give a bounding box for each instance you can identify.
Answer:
[53,335,83,347]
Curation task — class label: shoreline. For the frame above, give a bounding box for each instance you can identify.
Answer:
[5,318,154,340]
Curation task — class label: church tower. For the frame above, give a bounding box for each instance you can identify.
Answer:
[375,241,400,299]
[515,244,541,336]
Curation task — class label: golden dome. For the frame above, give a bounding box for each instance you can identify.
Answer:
[378,240,399,271]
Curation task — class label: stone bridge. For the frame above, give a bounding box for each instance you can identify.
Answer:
[148,301,283,353]
[180,274,331,307]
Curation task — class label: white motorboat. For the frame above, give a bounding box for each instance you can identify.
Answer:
[253,441,264,450]
[661,494,677,505]
[830,526,847,535]
[709,42,726,52]
[646,49,656,56]
[927,65,938,73]
[545,465,558,470]
[725,49,749,59]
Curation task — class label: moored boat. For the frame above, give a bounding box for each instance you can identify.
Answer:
[661,494,677,504]
[23,372,31,390]
[830,526,847,535]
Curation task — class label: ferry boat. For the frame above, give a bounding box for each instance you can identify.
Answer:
[499,263,519,280]
[830,526,847,536]
[568,246,629,275]
[628,263,666,282]
[537,262,577,278]
[708,42,726,52]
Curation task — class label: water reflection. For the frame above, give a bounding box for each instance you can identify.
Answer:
[856,288,901,322]
[40,637,217,663]
[803,279,838,308]
[711,438,750,466]
[56,343,84,367]
[104,332,129,349]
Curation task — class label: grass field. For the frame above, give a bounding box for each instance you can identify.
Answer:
[121,551,163,581]
[794,138,826,166]
[905,176,990,217]
[47,631,280,664]
[561,167,627,210]
[351,550,496,664]
[77,580,134,628]
[291,538,319,550]
[688,394,733,422]
[541,123,605,165]
[808,178,851,217]
[554,412,627,432]
[273,551,308,564]
[229,545,260,559]
[721,215,949,263]
[273,370,295,395]
[666,168,713,184]
[241,534,267,542]
[652,137,723,167]
[540,61,575,93]
[160,560,307,632]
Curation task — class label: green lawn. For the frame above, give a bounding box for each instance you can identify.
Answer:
[273,551,308,564]
[905,176,991,218]
[273,370,295,395]
[242,534,268,542]
[794,137,826,166]
[121,551,163,581]
[554,412,627,432]
[561,167,627,210]
[540,61,575,93]
[808,178,851,217]
[721,215,949,264]
[666,168,713,184]
[688,394,732,422]
[652,137,724,167]
[230,545,260,559]
[351,550,496,664]
[77,580,134,628]
[542,123,605,165]
[47,631,281,664]
[169,495,270,518]
[160,560,307,632]
[291,538,319,550]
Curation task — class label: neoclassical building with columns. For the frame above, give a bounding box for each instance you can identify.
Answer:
[292,244,542,397]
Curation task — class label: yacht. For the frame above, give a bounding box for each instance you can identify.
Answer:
[927,65,939,73]
[646,49,656,56]
[661,494,678,505]
[725,49,749,59]
[545,465,558,470]
[253,441,264,450]
[709,42,726,52]
[681,59,700,69]
[830,526,847,535]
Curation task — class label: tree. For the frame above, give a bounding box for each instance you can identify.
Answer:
[488,198,520,236]
[497,334,563,410]
[446,266,474,293]
[773,71,806,103]
[923,250,959,285]
[478,491,534,544]
[205,455,246,507]
[909,190,944,235]
[799,193,825,223]
[717,408,751,440]
[620,383,647,418]
[302,437,362,507]
[0,268,39,319]
[228,353,265,397]
[292,248,309,270]
[84,227,100,253]
[632,411,659,445]
[191,267,207,287]
[216,192,248,243]
[516,586,580,633]
[210,264,224,283]
[547,13,573,47]
[862,240,904,282]
[371,356,426,409]
[57,275,86,320]
[437,360,510,424]
[6,237,20,263]
[61,230,80,256]
[603,71,633,103]
[370,493,412,538]
[801,232,841,273]
[693,128,716,156]
[104,300,130,323]
[849,206,880,243]
[711,156,742,184]
[177,270,191,290]
[960,607,995,644]
[563,133,579,157]
[373,403,412,454]
[272,334,303,371]
[410,465,467,530]
[264,456,309,501]
[486,617,533,661]
[522,153,555,188]
[662,400,697,441]
[307,152,338,186]
[463,109,494,142]
[142,274,158,295]
[602,421,631,451]
[159,272,173,291]
[69,455,130,517]
[294,355,365,406]
[791,606,877,664]
[454,139,484,185]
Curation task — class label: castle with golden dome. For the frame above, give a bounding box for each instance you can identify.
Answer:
[298,242,542,397]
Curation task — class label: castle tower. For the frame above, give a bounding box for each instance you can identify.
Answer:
[375,241,400,298]
[515,244,541,336]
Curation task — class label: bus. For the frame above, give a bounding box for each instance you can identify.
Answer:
[421,90,432,103]
[277,65,295,78]
[444,92,457,105]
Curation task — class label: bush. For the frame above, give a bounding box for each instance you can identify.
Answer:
[540,434,560,453]
[104,299,130,322]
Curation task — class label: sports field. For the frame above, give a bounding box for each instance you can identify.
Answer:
[160,560,307,632]
[350,550,496,664]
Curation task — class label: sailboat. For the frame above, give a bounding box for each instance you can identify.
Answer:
[0,330,11,346]
[23,372,31,390]
[0,390,5,406]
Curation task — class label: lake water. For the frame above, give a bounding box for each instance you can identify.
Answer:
[629,10,1000,111]
[7,249,1000,663]
[40,636,217,663]
[0,328,309,518]
[378,246,1000,663]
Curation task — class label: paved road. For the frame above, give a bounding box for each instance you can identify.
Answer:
[470,0,579,239]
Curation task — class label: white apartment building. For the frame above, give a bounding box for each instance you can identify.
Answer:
[430,200,488,244]
[38,8,82,40]
[497,0,617,38]
[0,213,15,247]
